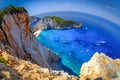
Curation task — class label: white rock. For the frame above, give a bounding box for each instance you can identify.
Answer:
[80,52,120,80]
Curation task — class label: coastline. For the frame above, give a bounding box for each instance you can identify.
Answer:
[34,29,42,37]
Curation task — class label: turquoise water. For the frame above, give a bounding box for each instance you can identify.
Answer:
[35,12,120,75]
[37,28,113,74]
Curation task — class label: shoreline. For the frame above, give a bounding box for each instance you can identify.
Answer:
[34,30,42,37]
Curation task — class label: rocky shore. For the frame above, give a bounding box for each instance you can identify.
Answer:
[0,5,79,80]
[0,5,61,69]
[0,6,120,80]
[31,16,82,36]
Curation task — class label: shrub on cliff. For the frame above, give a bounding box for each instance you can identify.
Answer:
[3,5,27,14]
[0,5,27,28]
[44,16,80,27]
[0,57,7,64]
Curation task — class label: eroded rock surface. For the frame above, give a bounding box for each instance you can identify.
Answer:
[0,11,59,69]
[31,17,82,36]
[1,6,120,80]
[0,50,78,80]
[80,52,120,80]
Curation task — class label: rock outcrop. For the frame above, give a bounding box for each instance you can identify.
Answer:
[31,16,82,36]
[80,52,120,80]
[0,6,59,69]
[0,63,21,80]
[30,16,41,27]
[0,6,79,80]
[0,50,79,80]
[1,6,120,80]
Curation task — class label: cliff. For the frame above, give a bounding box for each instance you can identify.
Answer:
[0,5,59,69]
[0,5,80,80]
[1,5,120,80]
[31,16,82,36]
[30,16,41,27]
[80,52,120,80]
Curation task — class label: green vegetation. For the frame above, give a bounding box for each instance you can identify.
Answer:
[0,9,4,28]
[0,57,7,64]
[44,16,80,27]
[0,5,27,14]
[0,5,27,28]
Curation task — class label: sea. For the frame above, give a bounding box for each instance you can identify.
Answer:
[31,11,120,75]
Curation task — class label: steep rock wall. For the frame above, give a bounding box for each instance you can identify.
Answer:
[31,17,82,36]
[0,12,59,69]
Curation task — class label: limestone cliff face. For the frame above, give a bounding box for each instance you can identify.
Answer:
[31,17,82,36]
[80,52,120,80]
[30,16,41,27]
[0,12,59,69]
[32,17,58,32]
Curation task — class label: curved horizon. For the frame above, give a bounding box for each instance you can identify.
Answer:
[0,0,120,25]
[35,11,120,26]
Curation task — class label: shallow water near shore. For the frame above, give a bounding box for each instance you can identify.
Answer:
[36,11,120,75]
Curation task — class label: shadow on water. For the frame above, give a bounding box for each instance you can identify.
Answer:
[56,58,78,76]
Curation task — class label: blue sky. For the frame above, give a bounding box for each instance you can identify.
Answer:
[0,0,120,25]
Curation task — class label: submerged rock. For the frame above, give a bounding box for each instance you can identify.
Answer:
[80,52,120,80]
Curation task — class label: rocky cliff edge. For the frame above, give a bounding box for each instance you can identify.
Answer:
[31,16,82,36]
[0,5,59,69]
[80,52,120,80]
[0,6,120,80]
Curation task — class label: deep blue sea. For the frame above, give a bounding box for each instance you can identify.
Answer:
[34,11,120,75]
